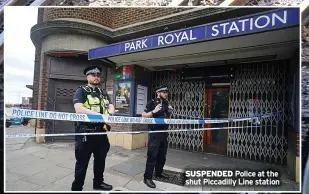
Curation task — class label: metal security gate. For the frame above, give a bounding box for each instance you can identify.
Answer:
[228,61,290,164]
[45,79,84,142]
[152,71,205,152]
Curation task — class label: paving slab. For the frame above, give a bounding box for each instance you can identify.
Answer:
[5,138,29,145]
[110,160,145,176]
[37,181,72,191]
[9,159,57,177]
[105,157,126,169]
[165,158,194,170]
[183,164,208,170]
[36,173,74,191]
[130,154,147,163]
[30,150,49,159]
[5,170,27,182]
[107,146,124,156]
[109,152,131,160]
[5,143,25,151]
[56,160,76,170]
[101,170,132,188]
[112,186,132,191]
[6,146,48,161]
[45,149,75,164]
[6,179,43,191]
[133,172,144,182]
[20,166,73,186]
[125,180,162,191]
[5,154,44,170]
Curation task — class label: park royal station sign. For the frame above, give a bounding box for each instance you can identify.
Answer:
[88,8,299,60]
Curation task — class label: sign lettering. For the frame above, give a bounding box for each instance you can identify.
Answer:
[124,39,149,52]
[89,8,298,60]
[156,30,197,46]
[121,38,150,53]
[208,10,288,38]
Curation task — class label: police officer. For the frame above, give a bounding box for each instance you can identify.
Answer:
[142,85,173,188]
[71,65,115,191]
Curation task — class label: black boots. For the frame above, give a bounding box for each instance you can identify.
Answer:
[143,179,156,188]
[144,172,169,188]
[93,182,113,191]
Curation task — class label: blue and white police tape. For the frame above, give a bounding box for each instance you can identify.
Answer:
[6,125,266,139]
[171,112,273,121]
[8,108,274,125]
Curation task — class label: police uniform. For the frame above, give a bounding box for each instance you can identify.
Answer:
[143,86,171,188]
[71,66,113,191]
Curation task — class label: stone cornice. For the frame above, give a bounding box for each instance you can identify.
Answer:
[30,20,114,47]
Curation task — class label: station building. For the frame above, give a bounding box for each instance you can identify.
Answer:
[30,7,300,182]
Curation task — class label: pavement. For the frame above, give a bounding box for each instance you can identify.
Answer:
[5,126,300,192]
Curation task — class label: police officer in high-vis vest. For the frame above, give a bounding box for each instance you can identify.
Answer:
[71,65,115,191]
[142,85,173,188]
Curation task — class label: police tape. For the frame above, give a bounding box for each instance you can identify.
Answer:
[5,125,264,139]
[8,108,275,125]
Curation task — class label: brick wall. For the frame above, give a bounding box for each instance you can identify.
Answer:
[37,55,49,129]
[43,8,114,28]
[42,8,190,29]
[111,8,191,28]
[110,123,148,132]
[105,67,114,100]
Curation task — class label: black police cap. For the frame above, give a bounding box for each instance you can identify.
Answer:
[155,85,169,93]
[84,65,102,76]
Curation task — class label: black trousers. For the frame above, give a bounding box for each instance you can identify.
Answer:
[144,132,168,179]
[71,135,110,191]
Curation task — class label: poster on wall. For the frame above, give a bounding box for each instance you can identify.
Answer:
[115,65,133,81]
[136,85,148,115]
[115,81,131,115]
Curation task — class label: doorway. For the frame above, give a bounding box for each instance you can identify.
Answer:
[203,88,229,155]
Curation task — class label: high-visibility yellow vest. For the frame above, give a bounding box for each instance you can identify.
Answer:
[80,85,110,115]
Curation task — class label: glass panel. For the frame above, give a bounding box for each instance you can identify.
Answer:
[210,91,229,145]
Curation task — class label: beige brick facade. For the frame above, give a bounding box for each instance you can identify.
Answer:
[42,8,190,29]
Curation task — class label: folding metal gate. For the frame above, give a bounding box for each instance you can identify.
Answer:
[152,71,205,152]
[152,61,291,164]
[228,62,290,165]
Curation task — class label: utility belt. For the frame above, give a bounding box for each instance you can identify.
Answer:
[151,115,169,131]
[151,124,169,130]
[75,122,111,133]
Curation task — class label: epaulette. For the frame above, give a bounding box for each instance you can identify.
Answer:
[80,85,92,93]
